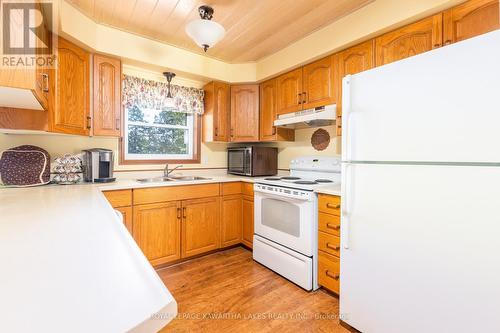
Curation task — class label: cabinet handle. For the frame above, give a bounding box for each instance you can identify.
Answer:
[115,118,120,130]
[297,93,302,105]
[302,92,306,104]
[86,116,92,129]
[177,207,181,219]
[230,128,234,137]
[41,73,49,92]
[326,223,340,230]
[325,270,340,280]
[326,243,340,251]
[444,39,452,46]
[326,203,340,209]
[182,207,186,219]
[272,127,276,135]
[215,127,218,137]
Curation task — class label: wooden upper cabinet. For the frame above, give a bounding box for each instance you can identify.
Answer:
[375,14,443,66]
[259,78,294,142]
[443,0,499,45]
[302,56,336,109]
[335,39,375,136]
[133,201,181,266]
[276,68,303,115]
[203,81,230,142]
[230,84,260,142]
[181,197,221,258]
[49,37,90,135]
[93,54,122,137]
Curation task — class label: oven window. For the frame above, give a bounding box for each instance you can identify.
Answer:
[229,151,246,173]
[261,198,300,237]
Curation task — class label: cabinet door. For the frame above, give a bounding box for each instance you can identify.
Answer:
[33,5,50,110]
[221,194,242,247]
[375,14,443,66]
[214,82,231,141]
[443,0,499,45]
[259,79,295,142]
[49,37,90,135]
[230,85,259,142]
[241,195,254,249]
[182,197,220,258]
[133,201,181,266]
[116,206,133,234]
[276,68,303,115]
[302,56,336,109]
[335,40,375,136]
[93,54,122,137]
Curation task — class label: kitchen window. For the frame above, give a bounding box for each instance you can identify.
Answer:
[121,74,204,164]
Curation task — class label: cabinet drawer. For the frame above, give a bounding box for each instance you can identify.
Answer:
[318,212,341,236]
[103,189,132,208]
[242,182,254,196]
[318,194,341,215]
[318,252,340,294]
[318,231,340,257]
[221,182,242,196]
[134,183,220,205]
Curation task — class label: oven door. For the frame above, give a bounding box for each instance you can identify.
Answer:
[228,148,251,175]
[254,188,315,256]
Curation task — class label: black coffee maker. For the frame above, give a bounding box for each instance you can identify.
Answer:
[82,148,116,183]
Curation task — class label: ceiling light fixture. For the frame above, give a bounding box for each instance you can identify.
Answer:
[185,5,225,52]
[163,71,177,111]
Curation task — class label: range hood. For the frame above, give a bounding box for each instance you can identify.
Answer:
[274,104,336,129]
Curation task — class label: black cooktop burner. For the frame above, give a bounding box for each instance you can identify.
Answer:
[264,177,281,180]
[315,179,334,183]
[281,176,301,180]
[294,180,318,185]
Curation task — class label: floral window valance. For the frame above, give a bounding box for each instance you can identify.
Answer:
[123,74,204,115]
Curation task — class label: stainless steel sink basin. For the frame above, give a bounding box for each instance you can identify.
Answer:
[136,177,174,183]
[169,176,211,181]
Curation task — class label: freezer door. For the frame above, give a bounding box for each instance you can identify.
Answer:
[342,30,500,163]
[340,163,500,332]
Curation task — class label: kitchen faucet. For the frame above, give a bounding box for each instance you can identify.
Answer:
[164,164,183,177]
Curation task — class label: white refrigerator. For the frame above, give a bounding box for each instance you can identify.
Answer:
[340,30,500,333]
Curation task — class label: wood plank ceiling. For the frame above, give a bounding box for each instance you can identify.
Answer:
[66,0,373,63]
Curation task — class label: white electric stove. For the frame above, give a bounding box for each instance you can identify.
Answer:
[252,156,341,291]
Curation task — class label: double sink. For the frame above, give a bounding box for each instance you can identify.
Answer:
[136,176,211,183]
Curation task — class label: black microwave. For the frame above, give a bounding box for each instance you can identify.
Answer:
[227,146,278,177]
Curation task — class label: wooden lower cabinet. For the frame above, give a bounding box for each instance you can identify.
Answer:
[221,195,243,247]
[182,197,221,258]
[116,206,133,234]
[318,194,341,294]
[242,194,254,249]
[133,201,181,266]
[318,252,340,294]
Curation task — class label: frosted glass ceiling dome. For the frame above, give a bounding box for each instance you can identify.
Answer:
[185,5,225,52]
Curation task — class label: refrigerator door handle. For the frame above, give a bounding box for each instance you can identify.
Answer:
[341,75,352,162]
[341,162,352,250]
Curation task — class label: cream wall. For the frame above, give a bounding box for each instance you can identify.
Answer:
[274,126,340,170]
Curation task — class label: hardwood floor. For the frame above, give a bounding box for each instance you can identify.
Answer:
[157,247,349,332]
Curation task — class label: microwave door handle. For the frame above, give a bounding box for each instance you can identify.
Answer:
[244,149,251,175]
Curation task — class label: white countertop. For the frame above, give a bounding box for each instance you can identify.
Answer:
[314,184,342,196]
[0,173,339,332]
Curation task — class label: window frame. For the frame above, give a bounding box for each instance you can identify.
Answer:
[119,106,201,165]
